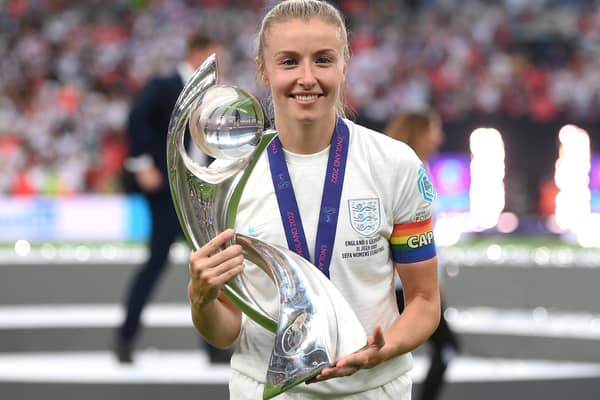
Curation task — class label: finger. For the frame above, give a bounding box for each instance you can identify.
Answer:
[313,365,358,381]
[329,366,358,377]
[190,243,242,274]
[198,264,244,291]
[200,243,243,266]
[306,363,337,384]
[336,351,369,370]
[190,250,244,281]
[195,229,236,257]
[202,255,245,287]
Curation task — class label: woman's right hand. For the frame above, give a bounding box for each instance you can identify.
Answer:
[188,229,245,310]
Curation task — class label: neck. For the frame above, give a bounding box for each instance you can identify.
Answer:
[275,114,337,154]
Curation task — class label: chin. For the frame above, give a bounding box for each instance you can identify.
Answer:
[295,109,334,124]
[297,115,318,124]
[289,113,318,125]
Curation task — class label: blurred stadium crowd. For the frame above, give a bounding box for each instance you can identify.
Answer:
[0,0,598,196]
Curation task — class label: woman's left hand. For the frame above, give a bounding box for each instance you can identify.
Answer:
[308,324,387,383]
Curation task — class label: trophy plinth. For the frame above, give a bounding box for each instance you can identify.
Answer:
[166,54,366,399]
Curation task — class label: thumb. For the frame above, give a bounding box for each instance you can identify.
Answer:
[368,324,385,349]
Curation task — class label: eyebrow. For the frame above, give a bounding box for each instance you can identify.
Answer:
[273,48,338,57]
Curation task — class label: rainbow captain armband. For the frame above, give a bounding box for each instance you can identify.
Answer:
[390,218,436,263]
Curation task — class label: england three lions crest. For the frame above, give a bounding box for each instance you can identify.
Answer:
[348,198,381,237]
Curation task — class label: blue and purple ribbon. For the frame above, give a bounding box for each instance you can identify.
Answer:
[267,117,349,278]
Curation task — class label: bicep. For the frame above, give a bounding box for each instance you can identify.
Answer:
[127,82,165,153]
[128,81,163,133]
[395,257,439,304]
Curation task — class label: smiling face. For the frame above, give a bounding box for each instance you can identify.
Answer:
[258,17,347,129]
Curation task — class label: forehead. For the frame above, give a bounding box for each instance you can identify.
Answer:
[264,17,343,53]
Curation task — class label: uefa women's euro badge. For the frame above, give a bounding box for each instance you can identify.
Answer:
[166,54,366,399]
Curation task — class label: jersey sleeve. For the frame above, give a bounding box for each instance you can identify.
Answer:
[391,161,437,264]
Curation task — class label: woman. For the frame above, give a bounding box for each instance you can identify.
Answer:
[187,1,440,398]
[384,112,444,165]
[385,111,461,400]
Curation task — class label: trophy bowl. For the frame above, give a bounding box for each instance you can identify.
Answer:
[189,85,264,160]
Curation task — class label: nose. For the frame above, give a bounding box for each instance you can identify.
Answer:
[298,61,317,88]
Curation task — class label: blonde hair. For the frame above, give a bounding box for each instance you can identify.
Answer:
[256,0,350,117]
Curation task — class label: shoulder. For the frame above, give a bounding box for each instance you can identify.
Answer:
[147,73,183,89]
[134,73,183,105]
[343,118,420,167]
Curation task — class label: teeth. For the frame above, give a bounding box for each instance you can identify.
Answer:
[296,95,318,101]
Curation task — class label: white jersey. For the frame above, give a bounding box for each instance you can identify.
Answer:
[229,119,435,398]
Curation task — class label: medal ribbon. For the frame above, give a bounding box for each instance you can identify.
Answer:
[267,117,349,278]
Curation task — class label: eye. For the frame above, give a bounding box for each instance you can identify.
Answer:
[316,51,339,66]
[280,58,297,67]
[316,55,333,65]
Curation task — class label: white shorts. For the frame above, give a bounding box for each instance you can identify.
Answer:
[229,370,412,400]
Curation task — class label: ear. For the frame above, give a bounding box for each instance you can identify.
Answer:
[255,57,269,86]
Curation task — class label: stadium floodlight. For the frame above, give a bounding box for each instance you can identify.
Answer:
[554,125,591,233]
[553,124,598,247]
[469,128,506,231]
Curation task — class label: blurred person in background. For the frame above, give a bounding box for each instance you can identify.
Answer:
[116,32,230,364]
[385,110,460,400]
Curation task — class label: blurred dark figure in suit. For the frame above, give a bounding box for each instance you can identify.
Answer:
[385,111,460,400]
[116,32,230,364]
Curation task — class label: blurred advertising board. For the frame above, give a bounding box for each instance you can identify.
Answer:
[429,153,471,214]
[0,195,150,242]
[591,155,600,212]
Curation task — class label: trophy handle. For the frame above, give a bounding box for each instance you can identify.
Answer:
[236,234,366,399]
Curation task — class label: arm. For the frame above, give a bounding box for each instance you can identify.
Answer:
[312,257,440,381]
[127,80,162,160]
[388,257,440,354]
[312,146,440,381]
[125,80,165,192]
[188,229,244,349]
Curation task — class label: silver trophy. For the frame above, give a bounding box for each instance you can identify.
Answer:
[166,55,366,399]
